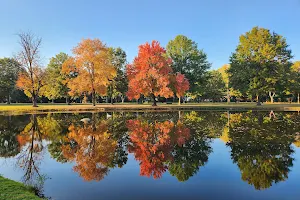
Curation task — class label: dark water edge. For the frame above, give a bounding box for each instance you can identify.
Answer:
[0,111,300,200]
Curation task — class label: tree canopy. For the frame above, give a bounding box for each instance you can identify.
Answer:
[62,38,116,106]
[1,27,300,104]
[44,52,70,102]
[0,58,22,104]
[107,47,128,103]
[16,32,46,107]
[126,41,174,106]
[166,35,211,96]
[289,61,300,103]
[228,27,293,103]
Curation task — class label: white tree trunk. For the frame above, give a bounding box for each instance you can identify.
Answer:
[269,91,275,103]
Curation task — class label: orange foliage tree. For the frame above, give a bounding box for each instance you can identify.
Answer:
[170,73,190,105]
[16,32,46,107]
[127,119,190,179]
[126,41,174,106]
[62,39,116,106]
[61,119,117,181]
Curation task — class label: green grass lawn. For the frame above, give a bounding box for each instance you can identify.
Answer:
[0,176,41,200]
[0,102,300,113]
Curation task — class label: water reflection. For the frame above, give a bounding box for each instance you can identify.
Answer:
[0,115,29,157]
[127,118,191,179]
[1,111,300,194]
[227,111,298,190]
[14,114,51,194]
[61,114,117,181]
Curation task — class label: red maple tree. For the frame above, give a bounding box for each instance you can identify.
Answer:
[174,73,190,105]
[126,41,173,106]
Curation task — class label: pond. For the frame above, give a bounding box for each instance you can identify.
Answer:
[0,111,300,200]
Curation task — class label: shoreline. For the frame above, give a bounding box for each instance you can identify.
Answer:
[1,103,300,115]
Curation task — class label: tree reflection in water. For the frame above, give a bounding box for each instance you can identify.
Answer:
[127,111,213,181]
[0,115,29,158]
[226,111,299,190]
[1,111,300,191]
[169,112,213,182]
[61,113,117,181]
[15,114,48,195]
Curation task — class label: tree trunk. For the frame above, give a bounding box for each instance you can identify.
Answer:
[269,91,275,104]
[151,94,157,106]
[7,93,10,104]
[32,95,38,107]
[111,97,114,105]
[121,96,125,103]
[298,93,299,104]
[256,95,261,106]
[270,93,273,103]
[178,96,181,105]
[66,96,70,105]
[227,111,230,127]
[92,90,96,106]
[52,99,54,104]
[227,88,230,103]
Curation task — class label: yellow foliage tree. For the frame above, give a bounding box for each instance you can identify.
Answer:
[62,39,116,106]
[218,64,241,102]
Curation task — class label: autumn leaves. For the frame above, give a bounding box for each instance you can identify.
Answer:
[62,39,116,106]
[127,41,189,106]
[11,27,300,106]
[63,39,189,107]
[15,32,44,107]
[15,33,190,107]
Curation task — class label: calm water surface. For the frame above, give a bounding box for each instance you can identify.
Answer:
[1,111,300,200]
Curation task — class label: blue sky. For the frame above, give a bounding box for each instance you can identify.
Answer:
[0,0,299,69]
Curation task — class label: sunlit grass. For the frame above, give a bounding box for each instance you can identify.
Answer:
[0,176,41,200]
[0,102,299,113]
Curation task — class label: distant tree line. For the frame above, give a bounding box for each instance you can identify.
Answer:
[0,27,299,106]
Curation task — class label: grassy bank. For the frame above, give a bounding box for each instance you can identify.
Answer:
[0,102,300,114]
[0,176,41,200]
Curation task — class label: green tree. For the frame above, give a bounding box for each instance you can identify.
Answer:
[201,70,225,102]
[166,35,211,98]
[0,58,22,104]
[44,52,70,103]
[289,61,300,103]
[108,47,127,103]
[228,27,293,103]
